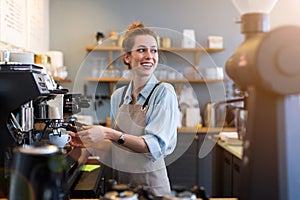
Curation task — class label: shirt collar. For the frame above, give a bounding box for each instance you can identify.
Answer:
[124,75,159,103]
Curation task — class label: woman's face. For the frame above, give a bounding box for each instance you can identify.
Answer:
[124,35,158,78]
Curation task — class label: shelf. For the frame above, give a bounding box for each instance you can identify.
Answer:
[86,77,226,95]
[86,45,225,70]
[86,46,122,51]
[53,77,72,83]
[85,45,225,94]
[86,77,226,83]
[86,77,129,82]
[86,45,225,53]
[178,127,236,134]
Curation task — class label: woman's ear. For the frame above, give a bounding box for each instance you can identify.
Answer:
[123,53,131,65]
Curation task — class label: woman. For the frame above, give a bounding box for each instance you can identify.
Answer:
[75,21,179,196]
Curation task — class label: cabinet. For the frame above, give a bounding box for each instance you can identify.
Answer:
[165,128,235,196]
[213,142,242,198]
[166,132,198,190]
[165,128,241,198]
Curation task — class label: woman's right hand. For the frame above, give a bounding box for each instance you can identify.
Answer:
[68,131,86,148]
[74,125,106,147]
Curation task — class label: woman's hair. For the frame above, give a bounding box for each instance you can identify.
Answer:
[122,21,159,67]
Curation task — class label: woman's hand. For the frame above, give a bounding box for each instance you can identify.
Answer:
[75,125,106,147]
[70,125,150,154]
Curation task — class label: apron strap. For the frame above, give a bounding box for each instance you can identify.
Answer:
[119,85,128,107]
[142,82,161,110]
[118,82,161,108]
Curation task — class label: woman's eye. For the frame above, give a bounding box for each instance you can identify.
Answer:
[151,49,158,53]
[136,48,146,53]
[136,48,158,53]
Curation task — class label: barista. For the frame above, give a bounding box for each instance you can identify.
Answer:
[72,21,179,196]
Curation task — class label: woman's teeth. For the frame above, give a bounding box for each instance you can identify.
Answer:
[142,63,152,67]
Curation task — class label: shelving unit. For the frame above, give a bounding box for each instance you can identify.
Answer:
[85,45,225,69]
[85,46,226,94]
[86,77,226,95]
[86,77,225,83]
[83,45,227,124]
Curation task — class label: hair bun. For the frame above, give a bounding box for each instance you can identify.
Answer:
[128,21,144,31]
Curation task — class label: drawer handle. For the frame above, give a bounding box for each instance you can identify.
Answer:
[233,163,240,172]
[224,157,231,165]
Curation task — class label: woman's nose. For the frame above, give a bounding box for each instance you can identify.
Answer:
[145,49,152,58]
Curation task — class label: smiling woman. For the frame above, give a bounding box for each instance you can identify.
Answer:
[123,34,159,82]
[73,21,180,197]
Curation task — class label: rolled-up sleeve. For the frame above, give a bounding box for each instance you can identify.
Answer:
[141,83,179,161]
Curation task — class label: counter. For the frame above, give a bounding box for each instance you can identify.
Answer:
[217,140,243,160]
[69,198,238,200]
[0,197,238,200]
[178,127,236,134]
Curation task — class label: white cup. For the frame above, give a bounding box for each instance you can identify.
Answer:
[49,133,71,148]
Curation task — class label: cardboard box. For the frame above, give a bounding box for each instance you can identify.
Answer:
[208,36,223,48]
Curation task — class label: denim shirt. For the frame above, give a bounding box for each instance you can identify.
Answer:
[110,75,179,161]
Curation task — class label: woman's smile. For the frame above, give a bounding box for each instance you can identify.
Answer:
[126,35,159,78]
[141,61,154,69]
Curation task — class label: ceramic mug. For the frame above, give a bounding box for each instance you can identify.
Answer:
[49,133,71,148]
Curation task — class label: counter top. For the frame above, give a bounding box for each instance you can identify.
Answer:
[178,127,236,134]
[71,199,238,200]
[1,198,238,200]
[217,140,243,159]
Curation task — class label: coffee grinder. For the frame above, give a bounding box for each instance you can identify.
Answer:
[226,0,300,199]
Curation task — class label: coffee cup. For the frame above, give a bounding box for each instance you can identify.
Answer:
[69,134,85,148]
[49,133,71,148]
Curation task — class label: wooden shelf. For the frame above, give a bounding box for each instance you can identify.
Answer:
[86,46,122,51]
[86,77,226,95]
[178,126,236,134]
[86,77,129,82]
[53,77,72,83]
[86,45,224,52]
[85,45,225,70]
[85,45,225,94]
[86,77,226,83]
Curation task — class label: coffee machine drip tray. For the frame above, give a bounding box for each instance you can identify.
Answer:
[0,63,43,73]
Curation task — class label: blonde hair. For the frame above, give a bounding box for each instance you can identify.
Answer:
[122,21,159,67]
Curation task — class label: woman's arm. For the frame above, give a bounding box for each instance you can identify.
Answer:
[105,127,150,153]
[77,125,150,153]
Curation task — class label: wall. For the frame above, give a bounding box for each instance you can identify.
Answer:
[49,0,240,122]
[49,0,300,123]
[49,0,241,89]
[0,0,49,53]
[271,0,300,28]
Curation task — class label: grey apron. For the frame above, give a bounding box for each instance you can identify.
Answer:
[112,83,171,196]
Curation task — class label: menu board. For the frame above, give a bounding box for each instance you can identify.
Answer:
[27,0,49,52]
[0,0,49,52]
[0,0,27,48]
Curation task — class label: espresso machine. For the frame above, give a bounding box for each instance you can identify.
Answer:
[226,1,300,199]
[0,62,90,199]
